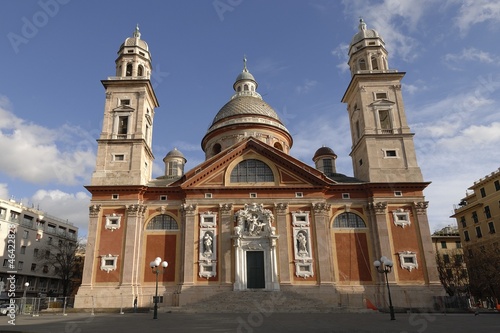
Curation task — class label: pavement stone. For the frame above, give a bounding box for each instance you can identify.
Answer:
[0,311,498,333]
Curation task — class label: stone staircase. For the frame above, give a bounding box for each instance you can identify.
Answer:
[178,289,366,313]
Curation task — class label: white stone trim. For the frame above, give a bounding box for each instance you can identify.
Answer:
[105,213,122,231]
[291,211,310,227]
[199,212,217,279]
[100,254,118,273]
[392,209,410,228]
[398,251,418,272]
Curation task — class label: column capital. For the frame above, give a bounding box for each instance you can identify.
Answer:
[274,203,288,215]
[413,201,429,215]
[181,203,197,216]
[126,204,147,217]
[219,203,233,215]
[89,204,101,218]
[313,202,331,214]
[368,201,387,214]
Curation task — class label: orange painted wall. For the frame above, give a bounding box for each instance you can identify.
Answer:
[143,234,176,282]
[389,206,425,282]
[335,233,372,282]
[95,208,125,283]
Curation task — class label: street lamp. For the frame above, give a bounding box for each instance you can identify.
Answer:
[22,282,29,314]
[374,256,396,320]
[149,257,168,320]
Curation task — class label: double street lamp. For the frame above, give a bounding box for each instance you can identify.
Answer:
[22,282,29,314]
[149,257,168,320]
[374,256,396,320]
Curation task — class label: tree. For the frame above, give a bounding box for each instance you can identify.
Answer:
[465,246,500,303]
[435,249,469,297]
[36,238,85,297]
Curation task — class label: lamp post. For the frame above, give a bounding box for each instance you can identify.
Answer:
[149,257,168,320]
[374,256,396,320]
[22,282,29,314]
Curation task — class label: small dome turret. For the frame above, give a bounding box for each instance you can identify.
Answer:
[313,146,338,177]
[114,25,152,79]
[161,148,186,179]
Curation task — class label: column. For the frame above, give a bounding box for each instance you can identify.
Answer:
[121,204,146,287]
[413,201,440,284]
[180,203,197,287]
[80,204,101,287]
[275,203,290,285]
[219,203,233,286]
[313,202,334,284]
[367,201,394,282]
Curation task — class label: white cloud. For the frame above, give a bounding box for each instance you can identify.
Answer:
[455,0,500,36]
[295,79,318,94]
[444,47,498,65]
[30,189,90,237]
[403,82,427,95]
[0,97,96,186]
[341,0,434,61]
[332,43,350,73]
[0,183,9,199]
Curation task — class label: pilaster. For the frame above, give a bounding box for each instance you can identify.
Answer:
[312,202,334,284]
[219,203,233,285]
[121,204,146,289]
[367,201,394,282]
[80,204,101,287]
[275,203,290,284]
[413,201,440,284]
[180,203,197,287]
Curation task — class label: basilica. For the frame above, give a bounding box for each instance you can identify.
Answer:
[75,20,442,310]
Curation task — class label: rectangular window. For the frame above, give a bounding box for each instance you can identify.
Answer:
[249,193,257,198]
[488,221,496,234]
[476,226,482,238]
[394,191,403,197]
[446,268,453,279]
[342,193,350,199]
[460,216,466,228]
[485,206,491,219]
[23,230,29,239]
[443,254,450,264]
[455,254,463,264]
[455,241,462,249]
[295,192,304,198]
[204,193,212,199]
[472,211,478,223]
[385,150,397,157]
[10,211,20,222]
[0,207,6,219]
[20,246,26,254]
[464,230,470,242]
[18,261,23,270]
[31,263,36,271]
[47,224,56,233]
[118,116,128,136]
[378,110,391,130]
[112,194,119,200]
[48,237,53,245]
[495,180,500,191]
[480,187,486,198]
[114,154,125,161]
[34,248,39,257]
[375,92,387,99]
[440,241,447,249]
[2,259,8,267]
[120,99,130,106]
[160,195,167,201]
[22,215,33,227]
[323,159,333,174]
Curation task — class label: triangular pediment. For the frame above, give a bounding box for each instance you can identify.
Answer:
[176,138,333,189]
[112,105,135,112]
[369,99,395,107]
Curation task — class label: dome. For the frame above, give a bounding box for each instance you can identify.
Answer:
[206,96,289,135]
[121,25,149,51]
[235,70,256,83]
[313,146,337,161]
[350,18,383,46]
[163,148,186,162]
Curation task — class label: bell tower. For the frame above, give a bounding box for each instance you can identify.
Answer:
[341,19,423,183]
[91,26,159,186]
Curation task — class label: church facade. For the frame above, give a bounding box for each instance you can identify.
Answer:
[75,20,442,310]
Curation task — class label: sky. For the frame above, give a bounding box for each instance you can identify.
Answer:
[1,0,500,238]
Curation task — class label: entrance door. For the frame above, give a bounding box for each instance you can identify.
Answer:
[246,251,265,289]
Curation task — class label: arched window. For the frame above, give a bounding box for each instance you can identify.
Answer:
[126,63,133,76]
[230,159,274,183]
[371,57,379,70]
[213,143,221,155]
[333,212,366,228]
[237,86,242,92]
[138,65,144,76]
[273,142,283,151]
[358,59,366,70]
[146,215,178,230]
[244,84,249,91]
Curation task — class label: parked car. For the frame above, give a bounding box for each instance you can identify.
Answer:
[0,303,18,315]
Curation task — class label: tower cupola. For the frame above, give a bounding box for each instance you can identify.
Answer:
[348,19,389,76]
[313,146,338,177]
[115,25,152,78]
[161,148,187,179]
